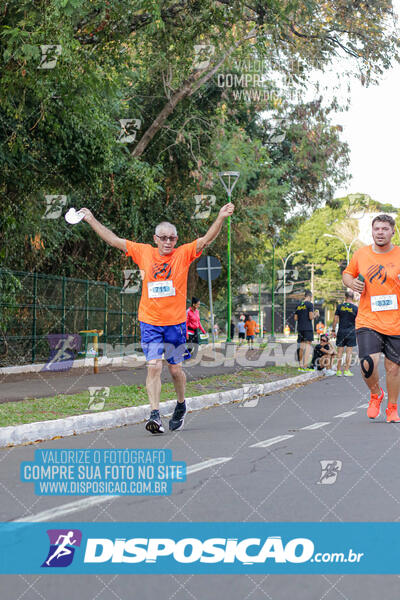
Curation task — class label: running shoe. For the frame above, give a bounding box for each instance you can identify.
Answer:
[297,367,305,372]
[386,403,400,423]
[343,370,354,377]
[169,402,186,431]
[324,369,336,376]
[303,367,315,372]
[145,410,165,434]
[336,371,342,377]
[367,387,384,419]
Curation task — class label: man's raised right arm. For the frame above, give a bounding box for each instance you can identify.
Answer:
[79,208,127,252]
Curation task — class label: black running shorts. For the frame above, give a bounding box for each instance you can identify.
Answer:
[356,327,400,365]
[336,328,357,348]
[297,330,314,343]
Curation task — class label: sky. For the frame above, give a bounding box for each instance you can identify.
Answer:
[333,1,400,207]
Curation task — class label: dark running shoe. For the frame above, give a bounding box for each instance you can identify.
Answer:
[169,402,186,431]
[145,410,165,434]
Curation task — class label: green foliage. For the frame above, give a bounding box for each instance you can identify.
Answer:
[0,269,22,332]
[274,194,399,305]
[1,0,399,308]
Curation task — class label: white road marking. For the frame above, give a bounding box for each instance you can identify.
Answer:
[334,411,358,418]
[301,422,330,430]
[250,435,294,448]
[186,457,232,474]
[357,403,369,409]
[13,457,232,523]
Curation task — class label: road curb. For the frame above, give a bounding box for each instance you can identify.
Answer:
[0,372,319,448]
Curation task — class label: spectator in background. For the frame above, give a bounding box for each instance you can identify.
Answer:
[230,321,235,340]
[244,315,257,349]
[186,297,206,354]
[332,290,358,377]
[237,319,246,344]
[294,290,319,372]
[311,334,336,376]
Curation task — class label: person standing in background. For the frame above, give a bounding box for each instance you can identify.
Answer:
[294,290,319,372]
[237,319,246,344]
[186,297,206,355]
[244,315,257,349]
[332,290,358,377]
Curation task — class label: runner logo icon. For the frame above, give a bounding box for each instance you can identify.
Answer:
[152,263,172,280]
[367,264,387,284]
[42,529,82,568]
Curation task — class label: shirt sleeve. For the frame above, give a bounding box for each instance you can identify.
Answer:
[125,241,147,265]
[178,240,203,264]
[335,305,340,316]
[343,252,359,278]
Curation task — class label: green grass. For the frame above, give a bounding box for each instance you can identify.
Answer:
[0,366,299,428]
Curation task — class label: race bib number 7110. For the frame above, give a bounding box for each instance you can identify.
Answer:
[148,280,176,299]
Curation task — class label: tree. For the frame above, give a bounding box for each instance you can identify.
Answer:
[1,0,398,299]
[274,194,399,305]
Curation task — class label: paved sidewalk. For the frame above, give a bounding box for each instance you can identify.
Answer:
[0,344,298,403]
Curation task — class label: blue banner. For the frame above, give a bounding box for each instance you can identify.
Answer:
[0,522,398,574]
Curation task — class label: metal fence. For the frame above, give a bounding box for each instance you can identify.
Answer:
[0,269,138,366]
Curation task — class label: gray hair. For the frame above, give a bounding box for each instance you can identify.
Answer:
[155,222,177,236]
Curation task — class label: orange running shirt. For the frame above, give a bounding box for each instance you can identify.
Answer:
[344,245,400,335]
[245,320,257,336]
[125,240,202,326]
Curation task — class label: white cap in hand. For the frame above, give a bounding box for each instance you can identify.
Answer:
[65,208,85,224]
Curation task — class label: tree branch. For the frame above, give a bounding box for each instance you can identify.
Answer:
[289,23,360,58]
[132,28,257,157]
[76,0,194,44]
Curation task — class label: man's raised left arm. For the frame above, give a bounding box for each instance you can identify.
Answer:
[196,203,235,253]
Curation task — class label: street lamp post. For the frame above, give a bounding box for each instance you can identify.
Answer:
[323,234,358,265]
[282,250,304,333]
[256,264,264,337]
[218,171,240,342]
[270,242,276,342]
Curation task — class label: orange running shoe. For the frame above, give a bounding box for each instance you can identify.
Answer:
[367,387,384,419]
[386,403,400,423]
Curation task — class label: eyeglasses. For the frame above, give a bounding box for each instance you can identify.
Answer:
[156,234,177,242]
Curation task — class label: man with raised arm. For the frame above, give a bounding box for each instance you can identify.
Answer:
[79,203,235,434]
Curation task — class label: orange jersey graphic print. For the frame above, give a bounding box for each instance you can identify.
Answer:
[344,245,400,335]
[125,240,202,326]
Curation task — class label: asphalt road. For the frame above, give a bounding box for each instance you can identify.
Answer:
[1,365,400,598]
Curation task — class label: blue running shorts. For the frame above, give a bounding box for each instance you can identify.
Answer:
[140,321,188,364]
